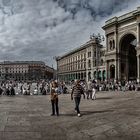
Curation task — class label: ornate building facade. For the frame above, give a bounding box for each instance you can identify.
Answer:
[0,61,54,81]
[56,38,106,82]
[57,7,140,83]
[103,6,140,82]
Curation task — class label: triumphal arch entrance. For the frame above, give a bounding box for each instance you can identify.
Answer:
[103,7,140,82]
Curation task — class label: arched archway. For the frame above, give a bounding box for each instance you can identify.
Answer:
[88,72,91,81]
[110,64,115,79]
[81,73,84,80]
[84,72,86,79]
[102,70,106,81]
[120,33,137,81]
[98,71,101,81]
[94,71,96,79]
[78,73,80,80]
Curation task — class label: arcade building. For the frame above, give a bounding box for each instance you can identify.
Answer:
[56,7,140,83]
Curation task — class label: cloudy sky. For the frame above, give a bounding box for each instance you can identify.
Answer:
[0,0,140,68]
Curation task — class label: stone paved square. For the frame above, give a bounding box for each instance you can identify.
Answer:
[0,91,140,140]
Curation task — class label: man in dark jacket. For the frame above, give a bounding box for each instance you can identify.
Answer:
[10,86,15,96]
[71,80,85,117]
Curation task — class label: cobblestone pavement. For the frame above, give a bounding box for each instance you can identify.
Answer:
[0,91,140,140]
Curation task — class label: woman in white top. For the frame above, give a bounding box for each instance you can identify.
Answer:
[92,86,96,100]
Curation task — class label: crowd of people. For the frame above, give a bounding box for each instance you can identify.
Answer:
[0,80,49,96]
[70,80,140,92]
[49,79,140,117]
[0,79,139,96]
[0,79,139,117]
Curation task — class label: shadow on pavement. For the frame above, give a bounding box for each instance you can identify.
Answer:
[97,97,112,100]
[60,110,114,117]
[81,110,114,116]
[60,113,77,117]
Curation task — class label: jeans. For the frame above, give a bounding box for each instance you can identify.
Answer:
[51,98,59,115]
[87,90,92,99]
[74,97,81,114]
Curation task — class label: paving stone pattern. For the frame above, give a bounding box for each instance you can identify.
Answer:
[0,91,140,140]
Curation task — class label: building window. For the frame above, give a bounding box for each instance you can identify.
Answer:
[78,64,80,69]
[110,40,115,50]
[81,63,83,69]
[94,51,96,57]
[95,60,96,66]
[88,60,91,68]
[113,40,115,49]
[88,52,91,58]
[93,61,95,67]
[81,54,83,59]
[110,40,112,50]
[84,53,86,58]
[100,59,104,66]
[100,51,105,57]
[84,62,86,69]
[78,55,80,60]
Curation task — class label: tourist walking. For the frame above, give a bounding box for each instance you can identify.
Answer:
[50,81,59,116]
[71,80,85,117]
[86,80,93,99]
[92,85,96,100]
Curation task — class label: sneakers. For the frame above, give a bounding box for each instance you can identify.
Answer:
[77,113,81,117]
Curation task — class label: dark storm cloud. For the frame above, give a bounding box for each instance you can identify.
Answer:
[54,0,136,19]
[0,0,139,67]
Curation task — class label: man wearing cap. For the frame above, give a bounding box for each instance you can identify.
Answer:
[71,80,85,117]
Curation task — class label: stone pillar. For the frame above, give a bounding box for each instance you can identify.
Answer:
[115,60,117,81]
[137,55,140,83]
[79,73,81,80]
[137,23,140,47]
[106,60,109,81]
[137,23,140,83]
[91,71,93,80]
[115,58,119,81]
[115,30,118,52]
[118,58,121,81]
[106,35,108,52]
[74,73,76,80]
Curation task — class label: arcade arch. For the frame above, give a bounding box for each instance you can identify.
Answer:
[119,33,137,81]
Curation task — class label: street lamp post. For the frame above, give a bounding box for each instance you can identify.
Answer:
[54,56,60,80]
[90,33,105,82]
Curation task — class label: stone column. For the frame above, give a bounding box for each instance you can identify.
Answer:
[115,59,117,81]
[137,55,140,83]
[115,28,118,82]
[86,70,89,82]
[106,35,108,52]
[106,60,109,81]
[74,73,76,80]
[137,23,140,83]
[115,58,119,81]
[115,29,118,52]
[137,23,140,47]
[118,58,121,81]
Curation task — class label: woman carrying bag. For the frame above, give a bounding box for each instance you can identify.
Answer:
[50,81,59,116]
